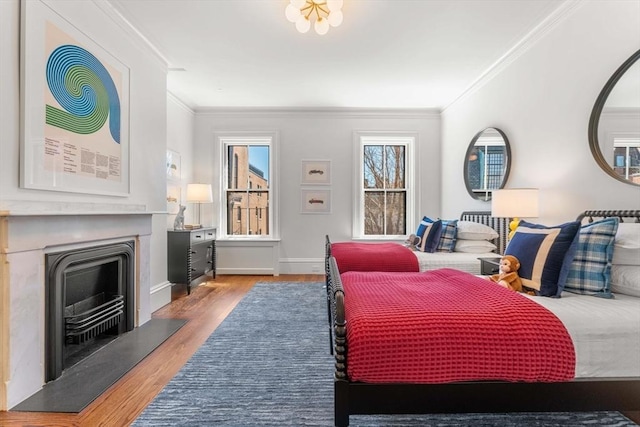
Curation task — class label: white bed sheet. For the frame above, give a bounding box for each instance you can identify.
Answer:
[525,292,640,378]
[413,251,495,275]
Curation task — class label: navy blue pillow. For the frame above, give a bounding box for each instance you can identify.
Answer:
[505,220,580,297]
[415,217,442,253]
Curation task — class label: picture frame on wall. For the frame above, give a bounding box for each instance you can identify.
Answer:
[19,0,131,196]
[300,188,331,214]
[166,185,181,214]
[166,149,181,181]
[301,159,331,185]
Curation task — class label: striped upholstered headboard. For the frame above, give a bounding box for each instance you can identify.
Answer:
[459,211,510,255]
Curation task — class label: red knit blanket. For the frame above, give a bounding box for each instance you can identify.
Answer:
[331,242,419,273]
[343,268,575,383]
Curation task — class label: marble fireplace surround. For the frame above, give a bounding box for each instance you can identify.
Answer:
[0,207,153,410]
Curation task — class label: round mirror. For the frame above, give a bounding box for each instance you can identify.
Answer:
[588,49,640,187]
[463,127,511,201]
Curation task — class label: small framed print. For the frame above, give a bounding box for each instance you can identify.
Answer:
[301,160,331,185]
[166,185,181,214]
[300,188,331,214]
[166,149,181,181]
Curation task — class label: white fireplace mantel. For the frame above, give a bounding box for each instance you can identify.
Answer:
[0,209,154,410]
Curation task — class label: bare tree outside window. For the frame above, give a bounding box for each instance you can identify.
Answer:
[363,144,406,235]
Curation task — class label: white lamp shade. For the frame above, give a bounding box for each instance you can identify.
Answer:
[327,10,343,27]
[186,183,213,203]
[285,3,301,22]
[327,0,343,12]
[491,188,539,218]
[295,15,311,33]
[314,17,330,35]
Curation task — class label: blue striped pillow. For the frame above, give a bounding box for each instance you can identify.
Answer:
[505,220,580,297]
[564,217,619,298]
[436,219,458,252]
[415,217,442,253]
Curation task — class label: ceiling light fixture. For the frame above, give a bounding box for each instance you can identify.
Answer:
[285,0,343,35]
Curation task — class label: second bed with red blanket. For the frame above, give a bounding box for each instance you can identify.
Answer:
[342,268,576,384]
[331,241,419,273]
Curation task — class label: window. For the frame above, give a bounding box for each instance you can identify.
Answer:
[220,134,275,238]
[613,137,640,184]
[354,133,415,239]
[469,142,506,193]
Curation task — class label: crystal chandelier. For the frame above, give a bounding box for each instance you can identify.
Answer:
[285,0,344,35]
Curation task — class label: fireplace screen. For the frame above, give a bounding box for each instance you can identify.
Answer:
[45,241,135,382]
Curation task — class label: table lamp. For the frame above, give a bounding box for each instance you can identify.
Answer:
[491,188,539,239]
[186,183,213,228]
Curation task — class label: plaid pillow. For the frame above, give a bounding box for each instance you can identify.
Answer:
[436,219,458,252]
[564,217,619,298]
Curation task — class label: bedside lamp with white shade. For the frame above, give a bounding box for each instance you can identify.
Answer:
[186,183,213,228]
[491,188,539,239]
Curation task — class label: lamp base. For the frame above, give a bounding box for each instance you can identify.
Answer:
[508,217,520,239]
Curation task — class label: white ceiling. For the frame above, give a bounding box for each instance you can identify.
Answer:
[108,0,565,110]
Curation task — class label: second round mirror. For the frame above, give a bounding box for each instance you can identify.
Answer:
[464,127,511,201]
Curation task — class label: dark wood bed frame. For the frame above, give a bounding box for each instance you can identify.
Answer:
[327,210,640,427]
[324,211,508,354]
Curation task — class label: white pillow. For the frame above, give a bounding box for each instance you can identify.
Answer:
[456,221,499,241]
[454,239,497,254]
[612,223,640,266]
[610,265,640,297]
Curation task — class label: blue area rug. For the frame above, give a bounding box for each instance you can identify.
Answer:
[133,282,637,427]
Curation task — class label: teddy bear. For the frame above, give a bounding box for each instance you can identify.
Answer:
[488,254,523,292]
[403,233,421,251]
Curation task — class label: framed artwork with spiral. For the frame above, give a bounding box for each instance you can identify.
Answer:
[20,0,130,196]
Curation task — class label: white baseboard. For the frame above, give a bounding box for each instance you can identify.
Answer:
[278,258,325,274]
[150,281,172,312]
[216,267,278,276]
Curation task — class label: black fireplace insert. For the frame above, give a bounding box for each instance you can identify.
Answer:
[45,241,135,382]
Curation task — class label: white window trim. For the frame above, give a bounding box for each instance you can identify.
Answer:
[613,135,640,180]
[217,131,279,241]
[352,131,417,240]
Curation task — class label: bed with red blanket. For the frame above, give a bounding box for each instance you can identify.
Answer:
[325,211,509,276]
[343,268,574,384]
[327,210,640,427]
[330,241,420,273]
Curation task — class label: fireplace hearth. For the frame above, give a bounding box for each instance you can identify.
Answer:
[45,241,135,382]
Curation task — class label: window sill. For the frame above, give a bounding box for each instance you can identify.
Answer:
[351,236,405,243]
[217,237,281,243]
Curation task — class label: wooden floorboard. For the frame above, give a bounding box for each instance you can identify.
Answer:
[0,274,323,427]
[2,274,639,427]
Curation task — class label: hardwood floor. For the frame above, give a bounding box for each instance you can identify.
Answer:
[2,274,639,427]
[0,274,323,427]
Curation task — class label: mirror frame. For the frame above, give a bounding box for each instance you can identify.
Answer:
[463,127,512,201]
[588,48,640,187]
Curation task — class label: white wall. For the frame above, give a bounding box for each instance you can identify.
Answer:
[193,109,441,273]
[0,0,170,305]
[166,94,196,227]
[441,0,640,224]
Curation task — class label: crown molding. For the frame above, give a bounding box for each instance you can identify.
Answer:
[601,107,640,119]
[168,92,195,115]
[94,0,169,71]
[194,106,441,120]
[443,0,585,113]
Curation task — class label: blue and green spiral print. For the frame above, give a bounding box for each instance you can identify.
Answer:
[46,44,121,144]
